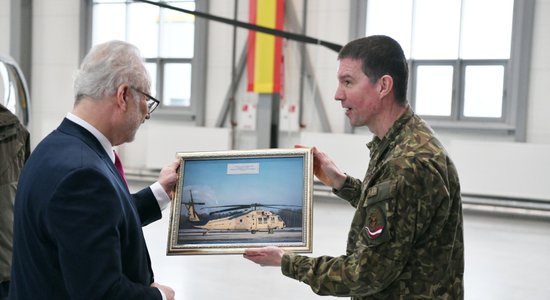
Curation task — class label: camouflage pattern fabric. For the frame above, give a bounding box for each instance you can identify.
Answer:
[281,106,464,299]
[0,104,30,282]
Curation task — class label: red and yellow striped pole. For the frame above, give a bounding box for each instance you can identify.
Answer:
[247,0,284,93]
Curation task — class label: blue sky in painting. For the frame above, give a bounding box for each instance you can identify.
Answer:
[181,156,304,208]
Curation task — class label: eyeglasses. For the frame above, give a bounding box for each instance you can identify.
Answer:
[131,87,160,114]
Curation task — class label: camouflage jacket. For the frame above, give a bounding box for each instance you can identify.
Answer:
[281,106,464,299]
[0,104,30,281]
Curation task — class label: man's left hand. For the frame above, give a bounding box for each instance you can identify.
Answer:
[158,159,180,199]
[243,246,285,267]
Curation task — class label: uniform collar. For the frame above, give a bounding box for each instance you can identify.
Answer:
[367,105,414,160]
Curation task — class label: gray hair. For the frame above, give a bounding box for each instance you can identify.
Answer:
[73,40,150,102]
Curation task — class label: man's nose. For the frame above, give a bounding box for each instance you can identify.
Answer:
[334,88,344,101]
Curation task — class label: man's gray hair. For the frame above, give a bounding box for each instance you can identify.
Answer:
[73,40,149,102]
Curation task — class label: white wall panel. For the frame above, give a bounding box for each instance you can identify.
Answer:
[0,0,10,54]
[300,131,371,179]
[144,124,231,169]
[451,140,550,201]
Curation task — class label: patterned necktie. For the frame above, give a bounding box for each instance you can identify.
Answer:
[113,150,127,186]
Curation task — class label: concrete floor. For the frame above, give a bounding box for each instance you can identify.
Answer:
[141,196,550,300]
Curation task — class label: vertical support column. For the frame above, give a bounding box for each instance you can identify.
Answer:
[10,0,32,88]
[256,93,280,148]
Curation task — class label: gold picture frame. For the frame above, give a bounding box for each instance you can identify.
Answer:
[167,148,313,255]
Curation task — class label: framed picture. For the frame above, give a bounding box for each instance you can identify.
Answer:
[167,148,314,255]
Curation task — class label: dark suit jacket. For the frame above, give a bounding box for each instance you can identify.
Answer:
[10,118,163,299]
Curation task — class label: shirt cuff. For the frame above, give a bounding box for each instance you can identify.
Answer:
[281,253,296,277]
[151,181,170,211]
[158,288,167,300]
[332,175,359,199]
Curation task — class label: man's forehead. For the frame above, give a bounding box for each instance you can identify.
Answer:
[337,58,363,77]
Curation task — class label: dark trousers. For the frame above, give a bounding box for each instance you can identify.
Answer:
[0,280,8,300]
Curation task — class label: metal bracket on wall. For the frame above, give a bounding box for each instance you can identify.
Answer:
[286,0,332,133]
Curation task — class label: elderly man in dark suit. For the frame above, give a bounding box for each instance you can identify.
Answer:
[10,40,179,300]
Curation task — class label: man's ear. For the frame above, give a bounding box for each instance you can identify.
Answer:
[115,84,130,111]
[378,75,394,99]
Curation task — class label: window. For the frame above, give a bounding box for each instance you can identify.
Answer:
[362,0,534,135]
[86,0,207,122]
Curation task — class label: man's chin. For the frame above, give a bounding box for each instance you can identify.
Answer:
[125,132,137,143]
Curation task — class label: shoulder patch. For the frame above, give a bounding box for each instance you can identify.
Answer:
[365,205,386,239]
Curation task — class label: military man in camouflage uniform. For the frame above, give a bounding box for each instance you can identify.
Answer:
[244,35,464,299]
[0,103,30,300]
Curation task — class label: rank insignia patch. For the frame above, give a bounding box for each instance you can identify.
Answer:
[367,186,378,198]
[365,205,385,239]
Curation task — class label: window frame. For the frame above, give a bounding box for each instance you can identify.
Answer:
[409,59,509,123]
[352,0,534,140]
[80,0,208,125]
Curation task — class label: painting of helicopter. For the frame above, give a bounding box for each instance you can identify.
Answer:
[166,148,313,255]
[182,190,301,235]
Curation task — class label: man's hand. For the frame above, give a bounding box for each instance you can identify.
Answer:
[295,145,346,190]
[158,159,180,199]
[151,282,175,300]
[243,246,285,267]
